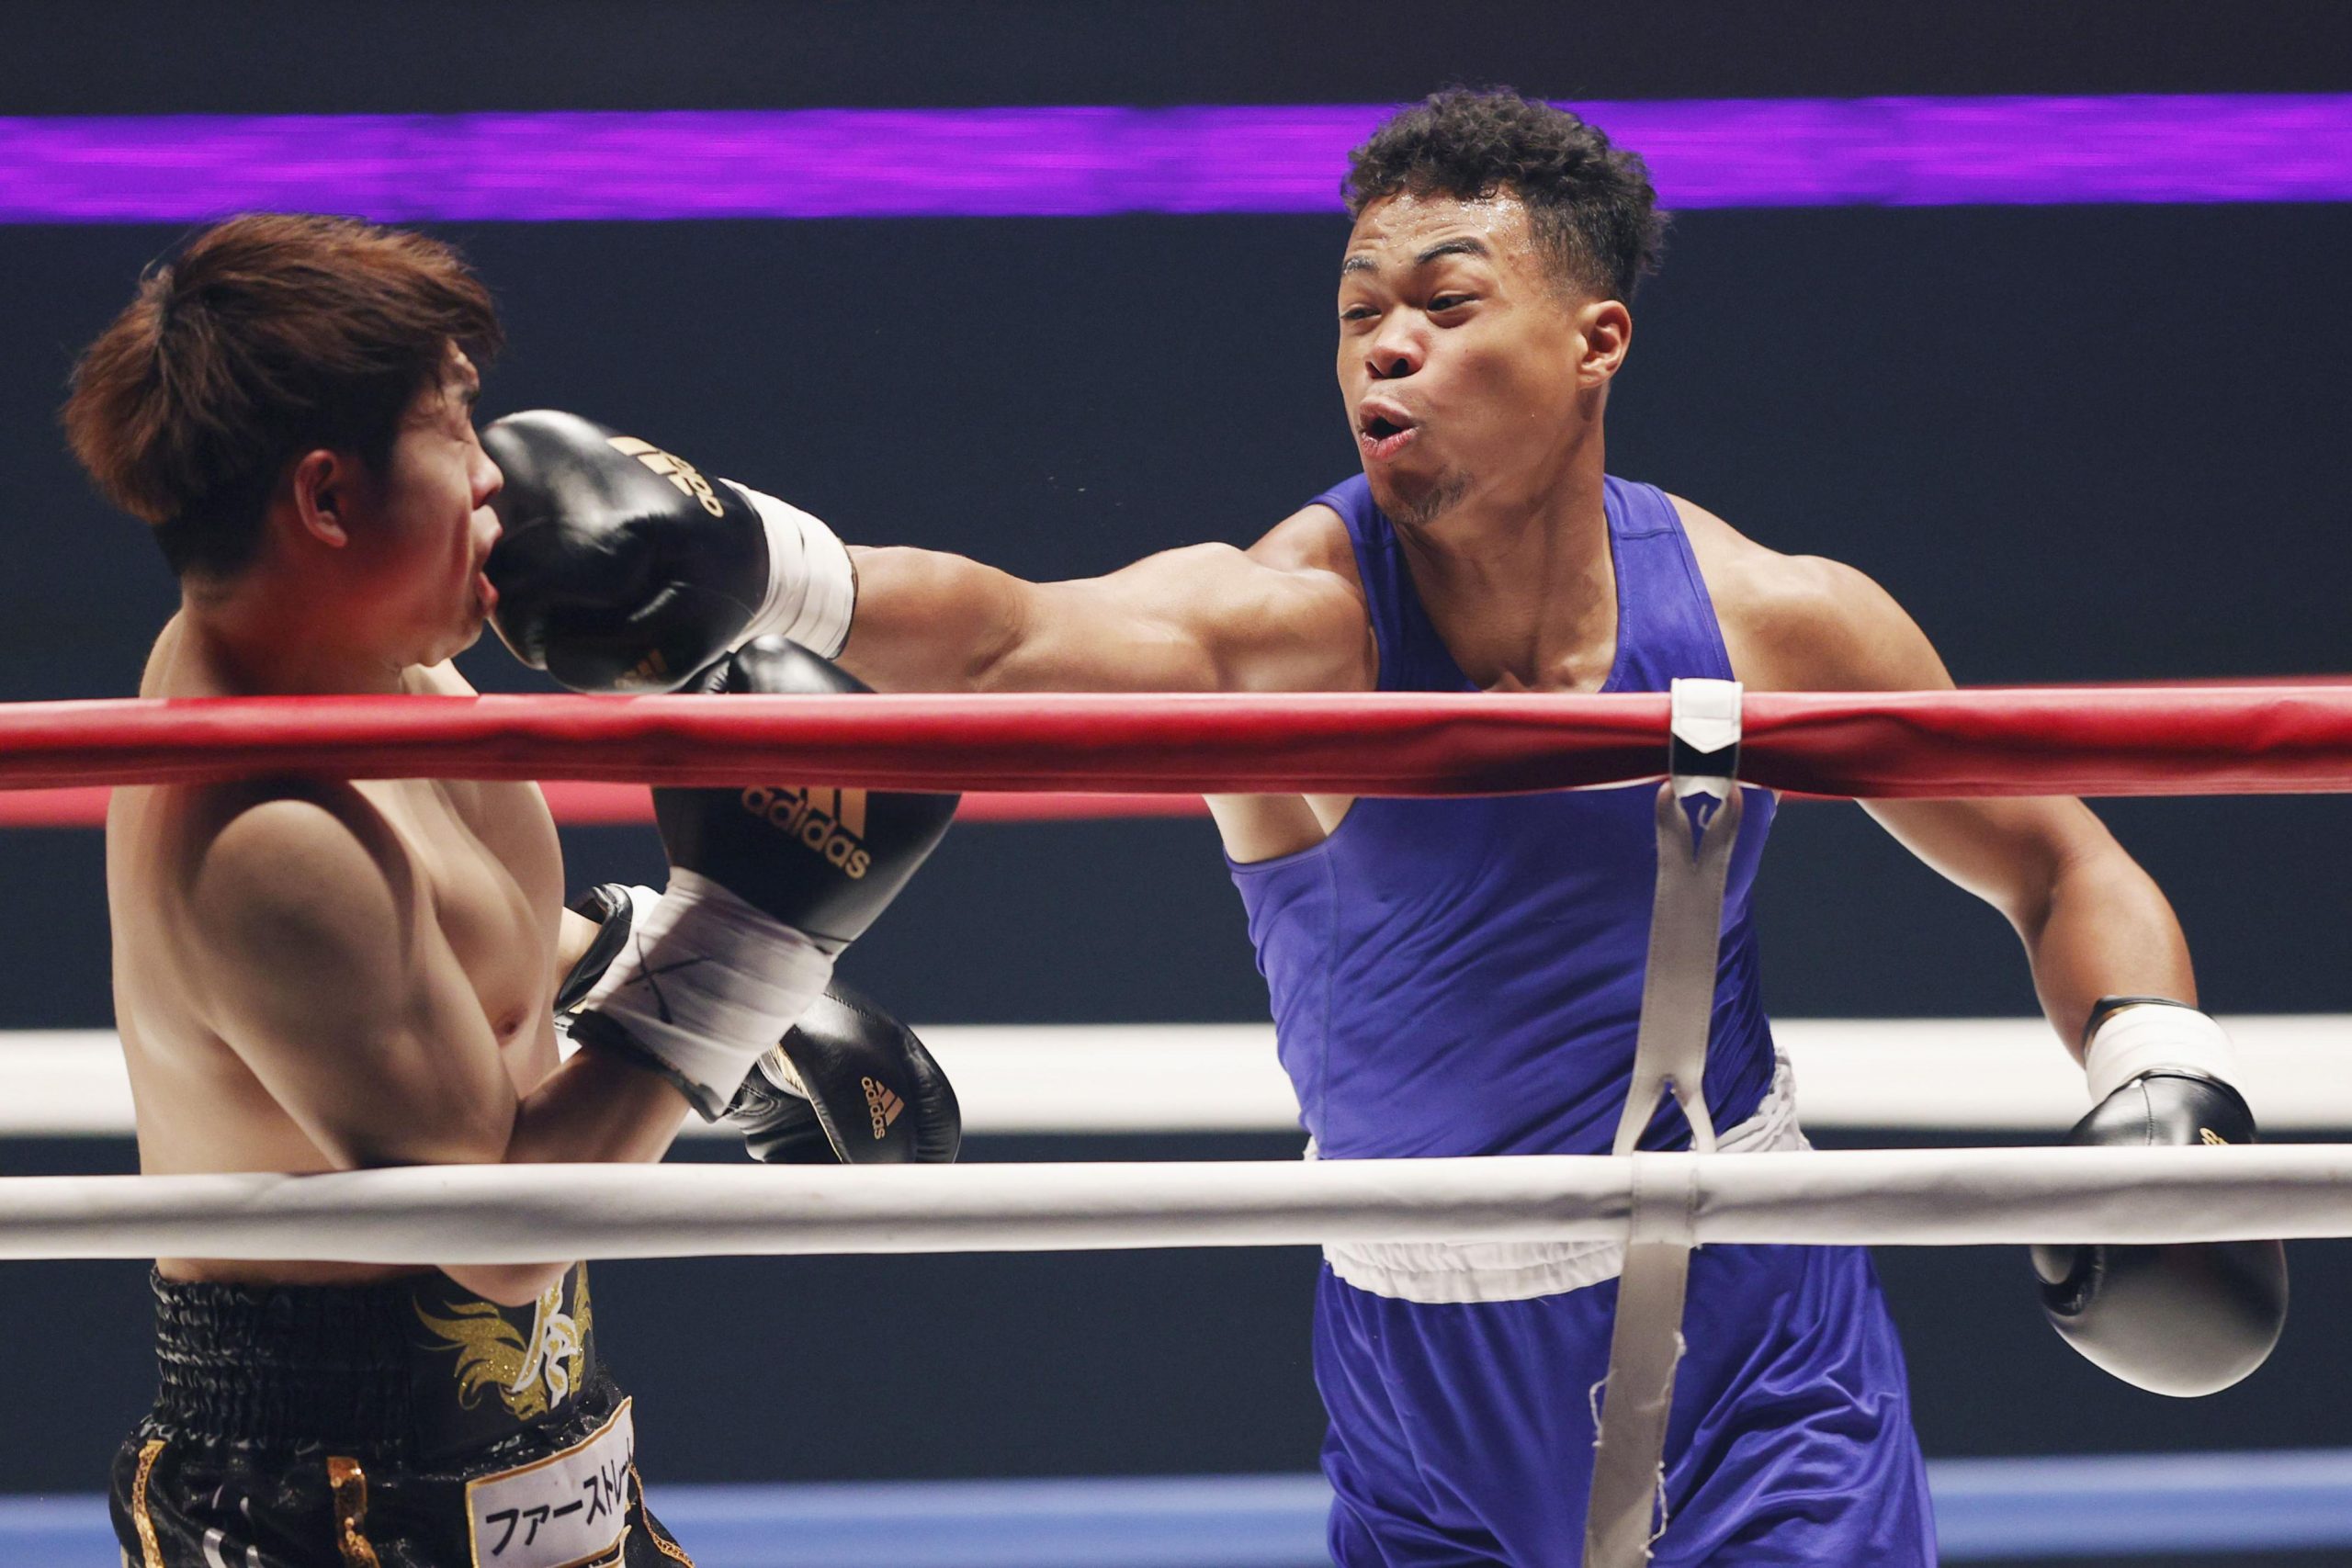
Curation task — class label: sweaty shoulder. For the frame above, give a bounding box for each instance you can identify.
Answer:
[1669,494,1953,694]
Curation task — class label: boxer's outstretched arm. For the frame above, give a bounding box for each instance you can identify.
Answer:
[187,793,689,1303]
[1755,558,2193,1051]
[481,413,1369,694]
[842,508,1373,694]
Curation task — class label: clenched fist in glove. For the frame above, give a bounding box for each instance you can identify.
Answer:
[2030,998,2288,1396]
[560,890,959,1165]
[481,410,855,693]
[729,984,961,1165]
[560,640,957,1118]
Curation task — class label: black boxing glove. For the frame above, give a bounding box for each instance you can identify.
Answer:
[560,861,832,1120]
[481,410,855,693]
[567,640,956,1115]
[653,638,958,956]
[2030,998,2289,1396]
[726,983,961,1165]
[554,882,653,1013]
[569,639,955,1114]
[558,888,958,1163]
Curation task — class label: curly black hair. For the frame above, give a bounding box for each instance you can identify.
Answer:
[1343,88,1667,303]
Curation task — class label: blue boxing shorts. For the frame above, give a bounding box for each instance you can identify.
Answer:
[1314,1242,1935,1565]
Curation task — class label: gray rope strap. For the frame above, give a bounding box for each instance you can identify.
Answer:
[1584,679,1745,1568]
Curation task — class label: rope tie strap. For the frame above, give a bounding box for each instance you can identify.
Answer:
[1587,679,1745,1568]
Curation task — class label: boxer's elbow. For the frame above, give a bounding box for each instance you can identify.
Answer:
[322,1077,520,1172]
[440,1261,572,1308]
[2007,813,2159,941]
[342,1115,567,1308]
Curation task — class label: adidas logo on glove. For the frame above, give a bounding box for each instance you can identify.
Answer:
[740,786,873,879]
[606,434,727,518]
[863,1076,904,1140]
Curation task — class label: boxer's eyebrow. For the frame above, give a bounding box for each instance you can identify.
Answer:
[1415,237,1490,265]
[1341,237,1490,280]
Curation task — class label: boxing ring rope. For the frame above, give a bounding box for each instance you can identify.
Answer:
[6,683,2352,795]
[3,680,2348,1258]
[0,780,1205,828]
[4,1145,2350,1264]
[4,680,2346,1565]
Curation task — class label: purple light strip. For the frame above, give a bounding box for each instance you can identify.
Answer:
[3,96,2347,222]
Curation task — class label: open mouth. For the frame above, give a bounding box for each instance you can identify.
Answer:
[1357,404,1419,461]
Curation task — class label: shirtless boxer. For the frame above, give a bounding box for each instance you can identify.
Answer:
[481,91,2287,1562]
[64,213,956,1567]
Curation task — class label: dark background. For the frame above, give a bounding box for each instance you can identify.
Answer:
[3,3,2350,1560]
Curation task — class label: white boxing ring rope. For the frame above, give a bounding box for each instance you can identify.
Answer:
[4,1145,2349,1264]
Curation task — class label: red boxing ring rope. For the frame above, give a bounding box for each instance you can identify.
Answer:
[1,685,2349,798]
[0,782,1201,829]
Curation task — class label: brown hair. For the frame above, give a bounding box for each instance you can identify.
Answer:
[62,212,503,579]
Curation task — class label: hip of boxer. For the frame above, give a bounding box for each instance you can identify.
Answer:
[111,1267,692,1567]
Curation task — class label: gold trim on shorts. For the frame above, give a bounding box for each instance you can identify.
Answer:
[630,1463,695,1566]
[326,1455,382,1567]
[129,1438,165,1568]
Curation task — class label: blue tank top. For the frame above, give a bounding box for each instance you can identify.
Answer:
[1229,475,1778,1159]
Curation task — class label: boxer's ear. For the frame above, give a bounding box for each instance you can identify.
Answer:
[1575,298,1631,388]
[288,448,352,548]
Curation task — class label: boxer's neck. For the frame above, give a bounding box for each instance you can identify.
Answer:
[1390,430,1618,694]
[177,579,410,696]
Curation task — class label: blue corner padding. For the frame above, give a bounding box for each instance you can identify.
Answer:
[10,1451,2352,1565]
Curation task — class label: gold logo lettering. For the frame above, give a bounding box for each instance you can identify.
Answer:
[738,785,873,878]
[606,434,727,518]
[863,1075,904,1139]
[2199,1127,2228,1146]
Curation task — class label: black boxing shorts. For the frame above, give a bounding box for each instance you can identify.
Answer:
[108,1266,694,1567]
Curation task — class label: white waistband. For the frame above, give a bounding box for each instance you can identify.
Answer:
[1319,1053,1808,1304]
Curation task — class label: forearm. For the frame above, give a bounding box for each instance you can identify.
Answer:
[842,543,1233,694]
[841,545,1035,692]
[442,1044,691,1304]
[2016,849,2195,1056]
[503,1043,692,1165]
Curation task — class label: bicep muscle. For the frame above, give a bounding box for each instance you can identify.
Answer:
[186,795,514,1168]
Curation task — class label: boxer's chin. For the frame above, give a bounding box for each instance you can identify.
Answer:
[424,606,489,667]
[1368,466,1471,531]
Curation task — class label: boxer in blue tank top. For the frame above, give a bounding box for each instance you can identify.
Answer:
[824,90,2274,1566]
[503,88,2281,1566]
[1234,468,1933,1562]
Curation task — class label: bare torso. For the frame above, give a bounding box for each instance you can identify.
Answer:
[110,616,568,1285]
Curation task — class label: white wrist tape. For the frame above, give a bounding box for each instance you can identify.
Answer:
[726,479,857,660]
[579,867,834,1117]
[2083,1002,2239,1103]
[616,881,662,930]
[553,885,662,1063]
